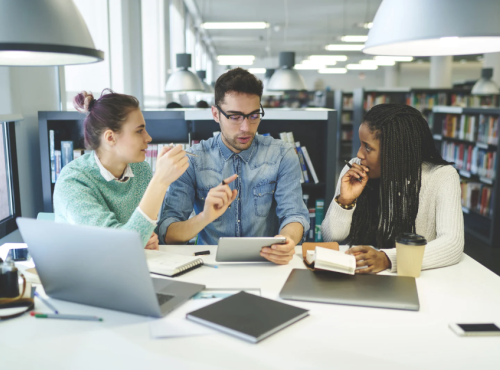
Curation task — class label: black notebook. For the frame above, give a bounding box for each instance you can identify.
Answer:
[186,291,309,343]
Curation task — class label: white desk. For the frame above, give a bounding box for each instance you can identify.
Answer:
[2,245,500,370]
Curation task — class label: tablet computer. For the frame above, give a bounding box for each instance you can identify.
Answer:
[216,237,287,262]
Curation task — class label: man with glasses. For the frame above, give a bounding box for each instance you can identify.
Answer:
[158,68,309,264]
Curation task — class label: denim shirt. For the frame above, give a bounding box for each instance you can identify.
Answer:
[158,133,310,245]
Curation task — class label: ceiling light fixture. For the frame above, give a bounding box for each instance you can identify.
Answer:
[325,44,364,51]
[165,53,204,92]
[346,64,378,70]
[472,68,500,95]
[0,0,104,66]
[364,0,500,56]
[341,35,369,42]
[374,56,413,62]
[308,55,348,62]
[267,51,307,91]
[201,22,269,30]
[248,68,266,74]
[361,59,395,66]
[217,55,255,66]
[318,68,347,74]
[196,70,214,94]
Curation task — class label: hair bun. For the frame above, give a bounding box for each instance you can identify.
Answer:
[73,91,95,113]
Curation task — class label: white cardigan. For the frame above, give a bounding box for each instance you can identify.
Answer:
[321,159,464,273]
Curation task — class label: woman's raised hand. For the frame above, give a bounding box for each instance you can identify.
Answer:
[154,144,189,186]
[339,162,370,205]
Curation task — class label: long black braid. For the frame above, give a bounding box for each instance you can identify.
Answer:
[348,103,452,249]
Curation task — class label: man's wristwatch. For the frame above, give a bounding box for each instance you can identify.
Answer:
[335,195,357,210]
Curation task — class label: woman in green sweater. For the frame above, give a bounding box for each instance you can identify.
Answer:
[53,89,189,249]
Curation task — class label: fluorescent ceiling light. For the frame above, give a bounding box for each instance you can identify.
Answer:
[201,22,269,29]
[318,68,347,74]
[363,0,500,56]
[248,68,266,74]
[302,60,336,66]
[361,59,395,66]
[294,64,323,70]
[346,64,378,70]
[308,55,348,62]
[341,35,369,42]
[217,55,255,65]
[374,56,413,62]
[325,44,365,51]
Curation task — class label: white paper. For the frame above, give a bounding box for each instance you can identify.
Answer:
[315,247,356,275]
[149,298,219,339]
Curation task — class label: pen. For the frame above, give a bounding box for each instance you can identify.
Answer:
[30,312,103,321]
[344,160,372,190]
[194,250,210,256]
[203,263,218,269]
[34,291,59,314]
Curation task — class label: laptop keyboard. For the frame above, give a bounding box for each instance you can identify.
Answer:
[156,293,175,306]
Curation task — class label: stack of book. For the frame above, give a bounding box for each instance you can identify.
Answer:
[49,131,90,183]
[306,199,325,242]
[461,181,494,217]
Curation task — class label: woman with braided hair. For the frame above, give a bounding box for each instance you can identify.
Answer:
[321,103,464,274]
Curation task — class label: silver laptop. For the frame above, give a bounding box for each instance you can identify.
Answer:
[279,269,419,311]
[16,218,204,318]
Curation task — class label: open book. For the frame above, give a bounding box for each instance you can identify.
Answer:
[306,247,356,275]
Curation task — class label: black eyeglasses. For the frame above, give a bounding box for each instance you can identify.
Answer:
[216,104,265,125]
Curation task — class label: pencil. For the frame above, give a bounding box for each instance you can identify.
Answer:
[34,291,59,314]
[30,312,103,321]
[344,160,372,190]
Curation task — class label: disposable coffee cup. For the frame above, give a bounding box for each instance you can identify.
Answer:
[395,233,427,278]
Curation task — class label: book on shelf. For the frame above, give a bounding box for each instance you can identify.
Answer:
[308,208,315,242]
[300,146,319,184]
[305,246,356,275]
[460,181,494,217]
[54,150,62,181]
[478,115,499,145]
[280,132,304,183]
[295,142,309,183]
[314,199,324,242]
[343,95,353,110]
[441,141,497,179]
[442,114,477,141]
[147,143,191,174]
[49,130,55,183]
[61,141,73,167]
[341,112,352,123]
[406,92,447,111]
[365,94,390,111]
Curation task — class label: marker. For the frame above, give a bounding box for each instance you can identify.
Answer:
[34,291,59,314]
[194,250,210,256]
[30,312,103,321]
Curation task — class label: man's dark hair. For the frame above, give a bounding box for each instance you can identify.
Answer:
[214,67,263,106]
[196,100,210,108]
[349,103,452,249]
[166,102,183,108]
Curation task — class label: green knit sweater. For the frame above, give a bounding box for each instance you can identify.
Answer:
[53,153,155,246]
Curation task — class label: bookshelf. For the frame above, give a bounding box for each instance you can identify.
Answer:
[262,90,334,109]
[351,88,488,158]
[334,90,354,181]
[431,106,500,247]
[38,109,339,214]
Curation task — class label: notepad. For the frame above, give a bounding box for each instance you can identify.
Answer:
[145,250,203,277]
[308,247,356,275]
[186,291,309,343]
